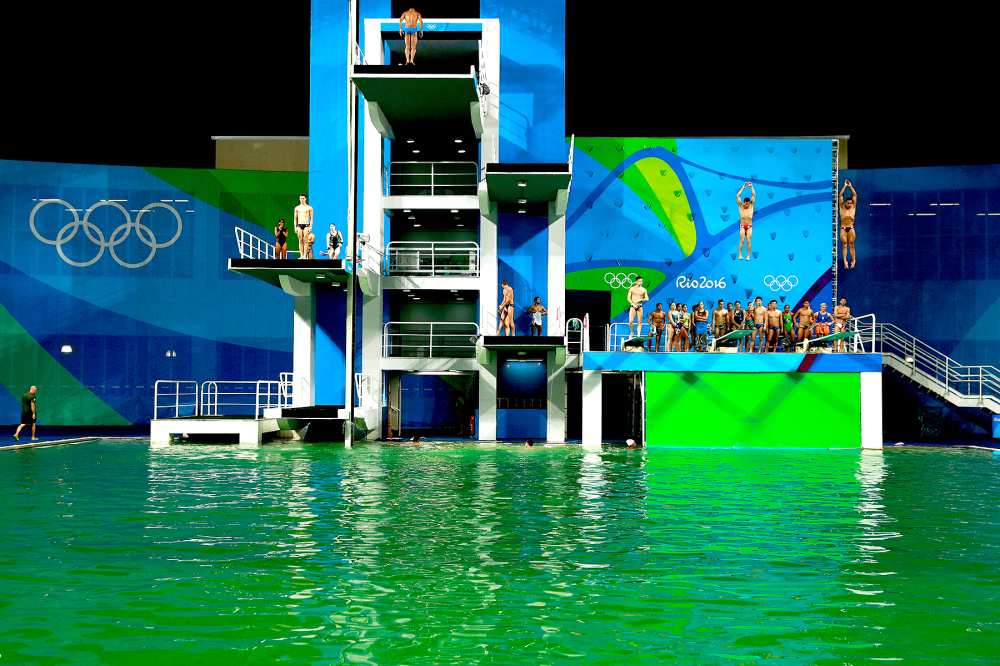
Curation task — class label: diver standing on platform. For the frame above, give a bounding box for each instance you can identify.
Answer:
[626,276,649,338]
[528,297,547,336]
[647,303,667,352]
[737,181,756,260]
[834,297,852,352]
[293,194,313,260]
[498,279,515,336]
[795,300,816,345]
[752,297,767,353]
[274,219,288,259]
[840,180,859,269]
[399,8,424,65]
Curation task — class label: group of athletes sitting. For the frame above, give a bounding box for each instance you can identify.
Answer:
[641,296,853,353]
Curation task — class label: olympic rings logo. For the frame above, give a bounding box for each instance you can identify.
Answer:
[762,274,799,292]
[29,199,183,269]
[603,272,637,289]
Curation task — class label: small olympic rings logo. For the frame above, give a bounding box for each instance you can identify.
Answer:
[603,272,637,289]
[762,274,799,292]
[29,199,183,269]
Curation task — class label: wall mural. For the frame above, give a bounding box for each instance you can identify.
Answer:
[566,138,835,330]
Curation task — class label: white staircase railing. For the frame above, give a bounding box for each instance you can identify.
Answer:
[852,314,1000,413]
[153,374,294,419]
[385,241,480,277]
[566,317,584,355]
[387,161,480,196]
[234,226,299,260]
[382,321,480,358]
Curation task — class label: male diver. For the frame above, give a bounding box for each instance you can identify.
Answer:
[399,8,424,65]
[627,275,650,338]
[840,180,859,269]
[737,181,756,261]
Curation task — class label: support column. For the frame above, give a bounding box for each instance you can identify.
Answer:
[546,349,566,443]
[480,203,499,335]
[282,276,315,407]
[547,200,566,336]
[860,371,883,450]
[478,352,497,441]
[581,369,602,449]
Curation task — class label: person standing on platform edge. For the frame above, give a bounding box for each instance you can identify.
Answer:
[498,279,515,336]
[626,276,649,338]
[527,297,547,336]
[293,194,313,260]
[274,219,288,259]
[320,224,343,260]
[13,386,37,441]
[399,8,423,65]
[736,181,756,260]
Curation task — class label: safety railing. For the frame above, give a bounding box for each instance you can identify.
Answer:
[566,317,584,355]
[153,381,199,419]
[382,321,480,358]
[235,226,298,260]
[852,314,1000,411]
[387,161,479,196]
[153,375,293,420]
[385,241,480,276]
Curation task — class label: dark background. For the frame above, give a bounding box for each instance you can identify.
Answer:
[1,2,992,169]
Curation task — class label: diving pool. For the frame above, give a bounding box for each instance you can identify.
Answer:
[0,441,997,663]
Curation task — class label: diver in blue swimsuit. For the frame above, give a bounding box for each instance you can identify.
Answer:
[399,8,424,65]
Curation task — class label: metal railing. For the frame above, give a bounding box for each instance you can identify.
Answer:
[852,314,1000,412]
[235,226,298,260]
[566,317,584,355]
[385,241,480,276]
[153,380,199,419]
[382,321,480,358]
[388,161,479,196]
[153,375,293,420]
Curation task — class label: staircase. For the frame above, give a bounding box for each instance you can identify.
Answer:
[851,314,1000,413]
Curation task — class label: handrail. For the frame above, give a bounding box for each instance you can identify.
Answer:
[566,317,583,355]
[851,313,999,411]
[387,161,479,196]
[385,241,480,276]
[382,321,480,358]
[234,226,299,260]
[153,380,199,419]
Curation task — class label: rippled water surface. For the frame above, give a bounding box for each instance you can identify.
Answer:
[0,442,997,664]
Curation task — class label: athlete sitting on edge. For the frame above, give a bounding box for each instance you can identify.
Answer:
[399,8,424,65]
[737,181,756,261]
[814,303,833,338]
[840,180,859,269]
[627,275,650,338]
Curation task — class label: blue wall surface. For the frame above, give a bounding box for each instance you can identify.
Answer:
[0,159,297,425]
[841,164,1000,365]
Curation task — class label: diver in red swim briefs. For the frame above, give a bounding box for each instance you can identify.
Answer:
[737,181,756,261]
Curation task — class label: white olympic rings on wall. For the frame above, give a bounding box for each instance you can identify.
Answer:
[29,199,183,269]
[762,274,799,292]
[603,271,637,289]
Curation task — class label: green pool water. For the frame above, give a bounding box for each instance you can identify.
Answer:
[0,442,997,664]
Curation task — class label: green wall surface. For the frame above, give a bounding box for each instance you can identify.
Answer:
[645,372,861,448]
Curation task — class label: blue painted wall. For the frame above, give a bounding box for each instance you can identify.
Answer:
[498,213,548,333]
[480,0,566,162]
[315,287,348,405]
[841,164,1000,365]
[0,159,296,425]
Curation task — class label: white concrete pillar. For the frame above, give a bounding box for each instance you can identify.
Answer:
[480,203,499,335]
[581,369,602,449]
[546,350,566,443]
[281,276,316,407]
[478,355,497,441]
[547,200,566,336]
[860,371,883,450]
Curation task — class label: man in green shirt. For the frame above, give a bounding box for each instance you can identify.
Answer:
[14,386,38,441]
